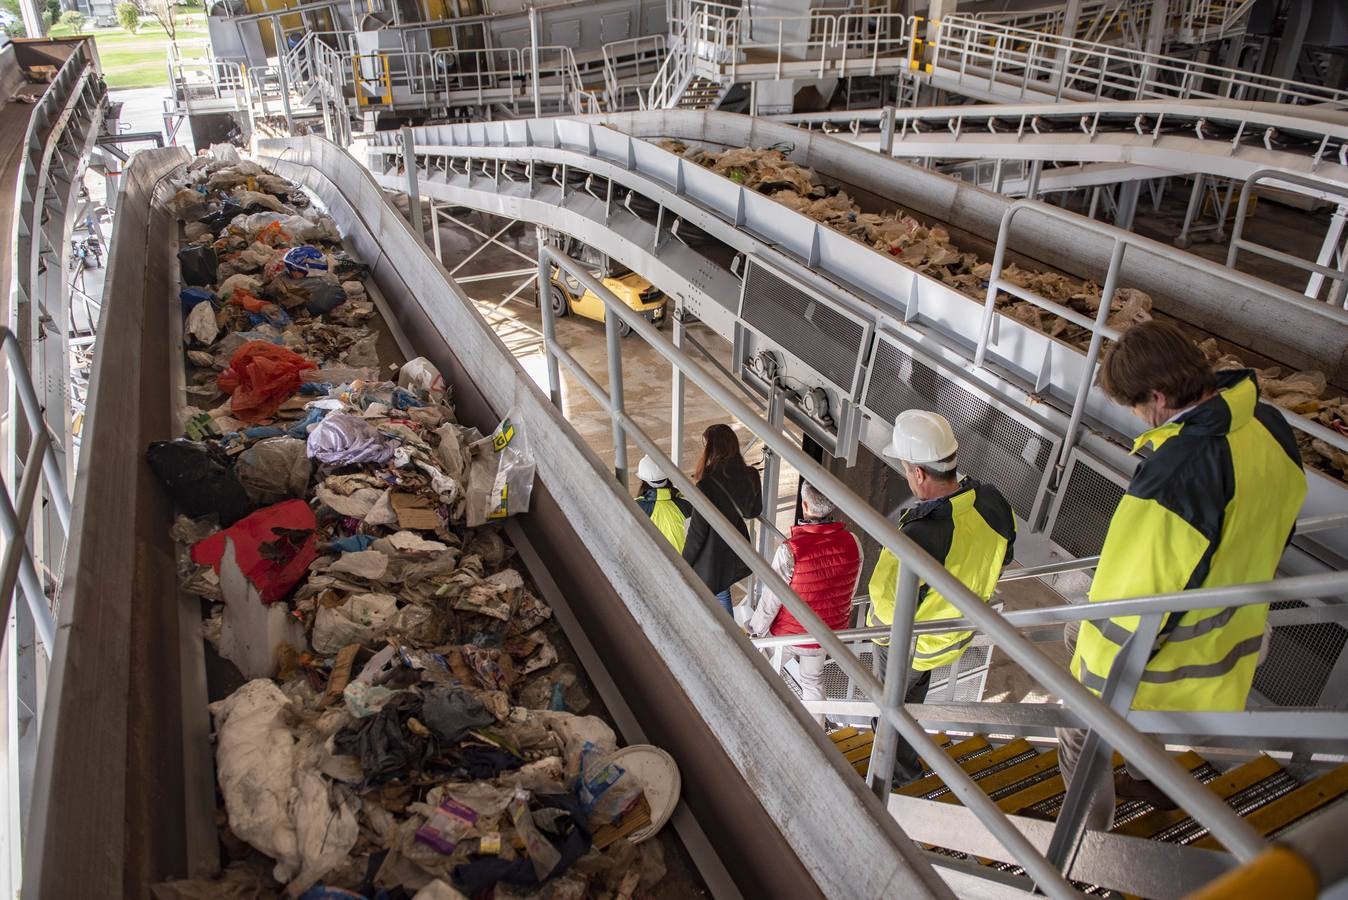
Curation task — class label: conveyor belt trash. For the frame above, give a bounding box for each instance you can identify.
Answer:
[147,155,680,898]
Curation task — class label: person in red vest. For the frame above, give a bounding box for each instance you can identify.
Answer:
[747,481,863,726]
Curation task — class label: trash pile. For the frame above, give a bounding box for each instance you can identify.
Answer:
[150,157,675,899]
[660,139,1348,483]
[659,140,1156,342]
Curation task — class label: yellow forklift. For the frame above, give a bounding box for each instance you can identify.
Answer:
[547,237,668,337]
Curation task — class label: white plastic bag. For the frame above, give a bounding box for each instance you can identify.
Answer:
[466,407,535,527]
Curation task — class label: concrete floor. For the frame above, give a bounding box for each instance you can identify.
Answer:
[425,201,1074,704]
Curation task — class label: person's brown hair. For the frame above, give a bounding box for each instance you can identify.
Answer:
[1097,320,1217,409]
[694,423,750,481]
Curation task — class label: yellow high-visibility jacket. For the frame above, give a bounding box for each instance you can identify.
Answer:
[868,479,1015,671]
[1073,371,1307,711]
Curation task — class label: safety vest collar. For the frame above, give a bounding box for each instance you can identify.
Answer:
[1132,369,1258,454]
[900,477,975,525]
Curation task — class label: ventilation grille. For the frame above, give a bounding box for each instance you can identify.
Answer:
[1050,456,1126,558]
[740,261,866,394]
[1255,604,1346,706]
[863,339,1055,520]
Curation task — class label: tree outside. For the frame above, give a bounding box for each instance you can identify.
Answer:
[58,9,86,33]
[115,1,139,33]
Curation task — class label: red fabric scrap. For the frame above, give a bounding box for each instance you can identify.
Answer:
[191,499,317,604]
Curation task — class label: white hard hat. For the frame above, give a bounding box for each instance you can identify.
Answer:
[884,410,958,470]
[636,454,667,484]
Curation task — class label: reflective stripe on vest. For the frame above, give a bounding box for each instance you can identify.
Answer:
[647,487,688,553]
[1071,373,1306,712]
[866,487,1011,671]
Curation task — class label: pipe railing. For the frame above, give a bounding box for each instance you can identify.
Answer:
[524,240,1271,888]
[976,198,1348,475]
[773,100,1348,180]
[751,566,1348,650]
[1228,170,1348,308]
[927,17,1348,107]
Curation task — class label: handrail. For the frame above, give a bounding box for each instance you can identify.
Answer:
[4,39,105,895]
[773,100,1348,181]
[1228,169,1348,308]
[525,240,1271,882]
[651,6,910,108]
[927,17,1348,107]
[535,245,1076,895]
[976,198,1348,472]
[750,568,1348,649]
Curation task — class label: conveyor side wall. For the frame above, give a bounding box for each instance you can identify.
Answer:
[25,146,197,898]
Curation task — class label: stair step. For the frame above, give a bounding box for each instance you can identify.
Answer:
[1192,763,1348,848]
[899,738,1037,799]
[1114,754,1282,840]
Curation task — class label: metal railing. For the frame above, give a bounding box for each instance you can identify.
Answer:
[1228,170,1348,308]
[970,0,1255,44]
[3,38,103,896]
[776,100,1348,183]
[976,198,1348,478]
[524,241,1278,895]
[601,34,666,110]
[924,17,1348,107]
[649,3,909,108]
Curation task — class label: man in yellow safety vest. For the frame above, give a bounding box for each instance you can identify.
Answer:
[1062,320,1307,823]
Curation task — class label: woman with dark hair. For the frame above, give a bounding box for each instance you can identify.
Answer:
[681,423,763,616]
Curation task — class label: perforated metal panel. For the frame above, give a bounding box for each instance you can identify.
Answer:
[1049,452,1128,558]
[862,338,1056,520]
[1255,604,1347,706]
[739,260,868,394]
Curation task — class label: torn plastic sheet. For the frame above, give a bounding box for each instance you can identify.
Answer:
[307,412,395,466]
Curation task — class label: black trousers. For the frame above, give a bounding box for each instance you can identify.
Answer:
[873,642,933,783]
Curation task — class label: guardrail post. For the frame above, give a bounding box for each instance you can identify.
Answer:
[671,311,687,468]
[529,8,542,113]
[750,385,786,609]
[605,286,629,485]
[536,235,563,408]
[867,564,920,798]
[879,106,895,157]
[400,126,425,246]
[1047,612,1163,872]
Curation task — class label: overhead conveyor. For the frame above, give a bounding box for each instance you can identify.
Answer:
[775,100,1348,197]
[360,110,1348,537]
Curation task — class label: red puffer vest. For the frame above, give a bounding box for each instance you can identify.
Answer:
[770,521,861,649]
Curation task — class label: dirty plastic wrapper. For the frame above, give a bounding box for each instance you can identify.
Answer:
[466,408,535,527]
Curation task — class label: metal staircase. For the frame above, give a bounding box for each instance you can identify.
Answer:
[830,728,1348,895]
[674,73,736,110]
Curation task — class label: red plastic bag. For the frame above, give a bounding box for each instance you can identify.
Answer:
[191,498,317,604]
[218,341,316,423]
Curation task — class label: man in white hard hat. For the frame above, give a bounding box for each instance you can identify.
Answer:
[634,454,693,552]
[867,410,1016,785]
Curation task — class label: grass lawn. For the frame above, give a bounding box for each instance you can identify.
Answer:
[49,3,208,89]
